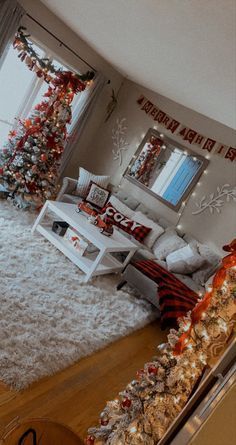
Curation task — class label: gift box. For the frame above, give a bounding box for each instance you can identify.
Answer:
[64,227,88,255]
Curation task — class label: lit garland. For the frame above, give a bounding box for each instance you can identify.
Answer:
[86,241,236,445]
[0,27,94,208]
[13,27,94,83]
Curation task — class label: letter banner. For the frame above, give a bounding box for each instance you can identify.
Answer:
[136,95,235,162]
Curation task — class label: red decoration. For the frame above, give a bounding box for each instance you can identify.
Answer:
[147,365,158,375]
[40,153,47,162]
[121,396,132,409]
[85,435,95,445]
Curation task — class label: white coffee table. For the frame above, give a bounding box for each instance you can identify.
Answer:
[32,201,138,282]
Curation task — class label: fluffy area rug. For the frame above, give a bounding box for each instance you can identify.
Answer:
[0,200,157,390]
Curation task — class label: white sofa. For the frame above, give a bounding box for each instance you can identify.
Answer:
[57,177,221,310]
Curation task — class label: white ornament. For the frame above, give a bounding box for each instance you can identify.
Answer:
[112,117,129,166]
[192,184,236,215]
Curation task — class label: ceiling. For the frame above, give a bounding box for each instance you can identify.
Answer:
[41,0,236,129]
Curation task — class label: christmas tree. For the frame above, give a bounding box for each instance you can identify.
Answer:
[86,241,236,445]
[0,27,94,209]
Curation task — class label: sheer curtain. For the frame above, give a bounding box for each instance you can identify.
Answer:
[0,0,25,65]
[59,72,106,176]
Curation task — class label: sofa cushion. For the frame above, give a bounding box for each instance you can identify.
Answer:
[152,228,187,260]
[101,202,151,243]
[133,248,156,262]
[109,195,134,218]
[174,274,205,295]
[166,243,206,274]
[85,181,110,209]
[74,167,110,198]
[133,211,164,249]
[192,243,221,285]
[112,189,139,210]
[135,203,159,223]
[61,194,82,204]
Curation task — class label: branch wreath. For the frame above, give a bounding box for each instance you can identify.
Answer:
[192,184,236,215]
[112,118,129,166]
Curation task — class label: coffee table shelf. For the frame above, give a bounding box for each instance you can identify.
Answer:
[32,201,138,282]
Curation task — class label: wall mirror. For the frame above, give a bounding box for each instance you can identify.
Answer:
[124,128,209,211]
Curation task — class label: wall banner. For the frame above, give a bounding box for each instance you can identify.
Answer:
[136,95,236,162]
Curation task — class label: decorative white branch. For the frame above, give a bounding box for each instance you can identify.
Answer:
[192,184,236,215]
[112,117,129,166]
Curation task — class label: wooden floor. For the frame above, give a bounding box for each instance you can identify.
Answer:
[0,321,167,441]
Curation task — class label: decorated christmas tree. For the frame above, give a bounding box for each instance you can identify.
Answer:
[0,27,94,209]
[86,241,236,445]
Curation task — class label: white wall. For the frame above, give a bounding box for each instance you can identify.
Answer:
[86,80,236,253]
[18,0,124,178]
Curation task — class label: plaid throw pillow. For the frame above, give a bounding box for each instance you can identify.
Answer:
[101,202,151,243]
[85,181,110,209]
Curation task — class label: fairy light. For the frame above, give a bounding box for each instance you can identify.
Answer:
[183,322,191,332]
[159,133,164,138]
[129,426,137,434]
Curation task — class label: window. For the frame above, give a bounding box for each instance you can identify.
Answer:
[0,39,85,148]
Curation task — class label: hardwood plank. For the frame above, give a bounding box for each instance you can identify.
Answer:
[0,321,166,440]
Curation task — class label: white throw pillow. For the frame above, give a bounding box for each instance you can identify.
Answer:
[74,167,110,198]
[109,195,134,219]
[166,243,206,274]
[192,243,221,285]
[152,228,186,260]
[133,211,164,249]
[174,274,205,294]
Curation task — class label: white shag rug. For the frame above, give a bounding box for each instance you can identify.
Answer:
[0,200,157,390]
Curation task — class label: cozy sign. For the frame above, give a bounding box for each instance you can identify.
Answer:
[137,95,236,162]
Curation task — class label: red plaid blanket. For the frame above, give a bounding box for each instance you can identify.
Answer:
[134,260,199,329]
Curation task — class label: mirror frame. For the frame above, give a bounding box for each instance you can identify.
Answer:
[124,128,209,212]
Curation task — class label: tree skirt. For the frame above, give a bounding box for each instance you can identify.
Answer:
[0,201,157,390]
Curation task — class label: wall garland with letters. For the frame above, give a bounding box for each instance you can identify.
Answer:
[136,95,236,162]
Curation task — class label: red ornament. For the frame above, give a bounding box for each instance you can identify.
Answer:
[85,435,95,445]
[121,396,132,409]
[222,239,236,252]
[0,167,3,175]
[24,119,32,129]
[147,365,158,375]
[40,153,47,162]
